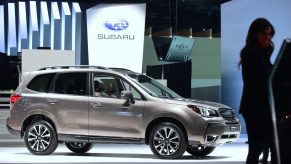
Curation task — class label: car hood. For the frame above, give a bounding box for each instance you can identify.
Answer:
[164,98,230,109]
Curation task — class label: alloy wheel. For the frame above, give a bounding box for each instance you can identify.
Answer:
[69,142,86,149]
[27,124,51,151]
[153,127,180,156]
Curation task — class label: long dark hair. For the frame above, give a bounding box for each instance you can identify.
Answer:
[245,18,275,49]
[239,18,275,68]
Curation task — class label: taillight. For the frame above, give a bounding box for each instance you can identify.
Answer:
[10,94,22,104]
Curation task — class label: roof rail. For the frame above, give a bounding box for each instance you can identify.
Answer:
[109,67,132,72]
[38,65,108,70]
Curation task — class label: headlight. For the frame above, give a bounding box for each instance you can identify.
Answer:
[187,105,218,117]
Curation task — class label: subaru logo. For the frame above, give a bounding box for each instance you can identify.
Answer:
[104,18,129,31]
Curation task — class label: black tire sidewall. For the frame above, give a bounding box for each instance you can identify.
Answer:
[24,120,58,155]
[149,122,187,159]
[65,142,93,153]
[186,146,215,156]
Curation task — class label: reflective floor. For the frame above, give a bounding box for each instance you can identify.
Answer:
[0,140,253,164]
[0,110,258,163]
[0,110,260,163]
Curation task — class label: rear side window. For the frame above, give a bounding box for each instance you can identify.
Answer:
[27,73,55,92]
[54,73,87,96]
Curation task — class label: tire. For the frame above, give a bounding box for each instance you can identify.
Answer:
[24,120,58,155]
[186,145,215,156]
[65,142,93,153]
[149,122,187,159]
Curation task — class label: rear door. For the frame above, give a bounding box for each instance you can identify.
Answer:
[44,72,89,137]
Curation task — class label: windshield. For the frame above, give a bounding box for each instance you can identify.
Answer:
[127,74,182,99]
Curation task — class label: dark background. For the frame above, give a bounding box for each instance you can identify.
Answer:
[0,0,229,92]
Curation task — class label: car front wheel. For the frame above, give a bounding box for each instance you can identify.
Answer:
[149,122,187,159]
[65,142,93,153]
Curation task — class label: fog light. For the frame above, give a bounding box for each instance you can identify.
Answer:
[205,135,217,143]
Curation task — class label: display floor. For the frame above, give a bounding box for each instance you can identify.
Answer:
[0,140,263,164]
[0,110,264,163]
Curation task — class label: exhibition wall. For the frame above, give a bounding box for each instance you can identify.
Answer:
[0,1,82,64]
[143,36,221,102]
[221,0,291,133]
[22,49,75,74]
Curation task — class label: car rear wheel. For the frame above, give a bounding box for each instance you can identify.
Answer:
[149,122,187,159]
[24,120,58,155]
[65,142,93,153]
[186,145,215,156]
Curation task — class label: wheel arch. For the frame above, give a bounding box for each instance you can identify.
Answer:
[144,117,188,144]
[21,114,57,138]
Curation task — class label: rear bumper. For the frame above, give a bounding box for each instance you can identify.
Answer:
[6,117,22,138]
[6,124,21,138]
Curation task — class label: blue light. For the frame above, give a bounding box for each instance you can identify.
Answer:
[29,1,39,49]
[52,2,60,19]
[72,2,82,64]
[18,2,28,52]
[41,2,49,24]
[0,5,5,53]
[40,2,50,47]
[7,3,17,55]
[61,2,72,50]
[51,2,61,50]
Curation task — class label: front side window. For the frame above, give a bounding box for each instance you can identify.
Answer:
[27,73,55,92]
[93,75,121,98]
[54,73,87,96]
[93,74,142,100]
[121,80,142,100]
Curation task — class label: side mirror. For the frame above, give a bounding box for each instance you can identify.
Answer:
[121,91,135,106]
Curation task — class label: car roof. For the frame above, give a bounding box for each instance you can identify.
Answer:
[29,66,138,76]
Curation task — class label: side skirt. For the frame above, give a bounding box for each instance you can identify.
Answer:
[58,134,145,144]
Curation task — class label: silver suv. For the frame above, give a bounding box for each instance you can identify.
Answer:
[6,66,240,159]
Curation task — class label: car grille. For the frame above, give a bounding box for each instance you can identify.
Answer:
[218,108,238,123]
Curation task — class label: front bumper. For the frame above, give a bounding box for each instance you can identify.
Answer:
[189,121,241,146]
[216,123,241,144]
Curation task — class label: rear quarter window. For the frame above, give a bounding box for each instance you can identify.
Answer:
[27,73,55,92]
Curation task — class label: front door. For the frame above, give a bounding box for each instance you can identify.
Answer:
[89,73,144,139]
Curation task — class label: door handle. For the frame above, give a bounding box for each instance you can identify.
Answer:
[119,106,131,110]
[47,99,58,104]
[90,102,101,108]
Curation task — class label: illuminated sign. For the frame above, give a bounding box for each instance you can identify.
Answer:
[87,4,146,73]
[98,18,134,40]
[104,18,129,31]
